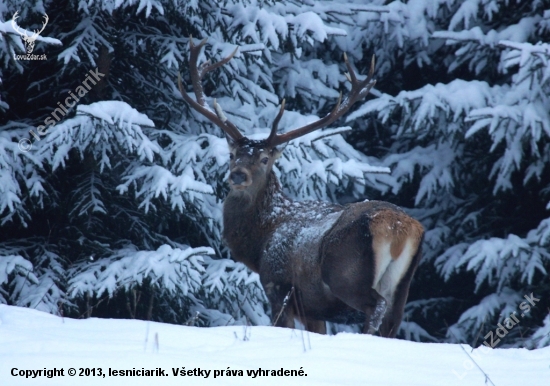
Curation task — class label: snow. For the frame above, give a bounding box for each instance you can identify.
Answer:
[78,102,155,129]
[437,16,539,47]
[68,244,213,299]
[287,12,346,41]
[0,305,548,386]
[0,256,36,287]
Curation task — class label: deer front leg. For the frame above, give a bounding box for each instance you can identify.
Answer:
[266,283,327,333]
[263,282,295,328]
[302,318,327,334]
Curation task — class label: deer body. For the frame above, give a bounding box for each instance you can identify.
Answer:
[223,170,346,330]
[223,152,423,336]
[180,37,424,337]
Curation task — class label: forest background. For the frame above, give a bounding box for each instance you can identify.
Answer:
[1,0,549,348]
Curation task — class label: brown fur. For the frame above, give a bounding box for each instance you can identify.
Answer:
[368,207,424,260]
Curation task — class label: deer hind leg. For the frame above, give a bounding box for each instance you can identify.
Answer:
[363,290,387,334]
[321,238,388,332]
[322,231,418,336]
[321,267,387,335]
[378,285,404,338]
[378,238,423,338]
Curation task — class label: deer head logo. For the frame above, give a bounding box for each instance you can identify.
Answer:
[11,11,49,54]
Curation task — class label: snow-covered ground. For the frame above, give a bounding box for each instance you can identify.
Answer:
[0,305,548,386]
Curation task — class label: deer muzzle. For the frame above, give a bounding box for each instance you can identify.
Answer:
[229,168,251,188]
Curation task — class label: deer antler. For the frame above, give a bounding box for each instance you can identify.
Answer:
[179,37,376,147]
[11,11,29,38]
[178,37,243,141]
[265,53,376,147]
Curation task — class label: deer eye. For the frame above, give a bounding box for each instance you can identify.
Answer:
[229,153,234,160]
[261,157,269,165]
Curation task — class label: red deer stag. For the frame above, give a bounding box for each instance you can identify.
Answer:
[179,38,424,337]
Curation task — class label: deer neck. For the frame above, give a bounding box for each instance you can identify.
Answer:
[223,172,288,272]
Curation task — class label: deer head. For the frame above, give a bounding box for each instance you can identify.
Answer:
[178,37,376,205]
[12,11,49,54]
[224,138,283,205]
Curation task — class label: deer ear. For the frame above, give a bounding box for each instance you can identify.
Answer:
[225,133,237,148]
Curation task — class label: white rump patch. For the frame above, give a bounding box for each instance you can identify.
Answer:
[374,238,416,305]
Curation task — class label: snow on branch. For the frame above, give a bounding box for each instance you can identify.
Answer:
[73,0,164,18]
[77,101,155,129]
[10,249,66,314]
[116,164,214,213]
[437,221,550,293]
[57,17,111,65]
[446,288,523,344]
[348,79,494,133]
[275,126,389,201]
[0,255,37,290]
[38,101,160,172]
[531,315,550,349]
[68,244,214,299]
[464,39,550,193]
[434,17,538,47]
[498,40,550,82]
[0,130,45,226]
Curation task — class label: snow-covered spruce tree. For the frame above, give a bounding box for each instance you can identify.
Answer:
[1,1,394,328]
